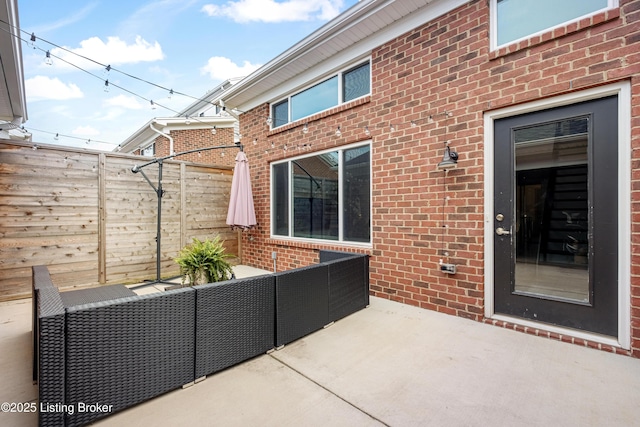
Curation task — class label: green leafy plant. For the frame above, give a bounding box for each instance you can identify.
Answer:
[175,236,234,286]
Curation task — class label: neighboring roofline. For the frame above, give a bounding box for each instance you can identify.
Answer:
[220,0,467,111]
[118,78,243,153]
[117,115,237,153]
[178,77,243,117]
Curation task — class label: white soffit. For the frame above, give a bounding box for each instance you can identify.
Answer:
[223,0,468,111]
[0,0,26,123]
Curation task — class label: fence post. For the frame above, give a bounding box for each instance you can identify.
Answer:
[98,153,107,284]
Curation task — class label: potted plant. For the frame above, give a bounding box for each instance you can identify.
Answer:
[175,236,234,286]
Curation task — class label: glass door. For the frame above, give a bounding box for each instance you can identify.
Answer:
[493,96,618,336]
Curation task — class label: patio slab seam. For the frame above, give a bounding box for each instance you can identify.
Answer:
[268,352,390,427]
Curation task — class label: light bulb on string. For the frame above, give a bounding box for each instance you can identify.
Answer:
[54,133,59,141]
[390,123,395,132]
[302,123,309,134]
[29,33,36,48]
[44,51,53,65]
[266,117,272,126]
[253,138,258,145]
[168,89,173,100]
[150,100,156,110]
[411,120,417,128]
[104,80,109,92]
[185,116,191,125]
[211,126,216,134]
[335,126,342,137]
[364,126,370,136]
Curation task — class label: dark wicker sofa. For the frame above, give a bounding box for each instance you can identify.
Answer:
[33,250,368,426]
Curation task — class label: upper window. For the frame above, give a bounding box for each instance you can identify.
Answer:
[270,60,371,129]
[492,0,615,49]
[271,143,371,244]
[142,143,155,157]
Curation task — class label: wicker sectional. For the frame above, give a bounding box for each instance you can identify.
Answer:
[33,251,369,426]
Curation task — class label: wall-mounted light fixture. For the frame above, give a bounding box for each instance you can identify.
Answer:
[437,144,458,170]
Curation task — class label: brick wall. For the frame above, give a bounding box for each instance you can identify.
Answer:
[133,127,237,167]
[237,0,640,355]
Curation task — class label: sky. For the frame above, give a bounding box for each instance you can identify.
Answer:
[17,0,360,151]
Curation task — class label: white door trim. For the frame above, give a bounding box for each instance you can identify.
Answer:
[483,81,631,349]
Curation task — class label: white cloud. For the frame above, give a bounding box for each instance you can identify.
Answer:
[201,0,344,23]
[51,36,164,70]
[200,56,261,81]
[72,125,100,136]
[103,95,143,110]
[31,2,98,34]
[26,76,84,101]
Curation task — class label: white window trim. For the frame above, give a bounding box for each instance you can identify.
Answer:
[270,141,373,248]
[270,58,372,129]
[490,0,619,51]
[483,81,631,349]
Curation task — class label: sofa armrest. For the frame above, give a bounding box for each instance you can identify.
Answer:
[36,286,66,427]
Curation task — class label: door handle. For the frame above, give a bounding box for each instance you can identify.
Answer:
[495,227,511,236]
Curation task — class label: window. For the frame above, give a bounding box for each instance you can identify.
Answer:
[492,0,614,49]
[291,77,338,122]
[343,62,370,102]
[271,143,371,244]
[142,143,155,157]
[270,60,370,128]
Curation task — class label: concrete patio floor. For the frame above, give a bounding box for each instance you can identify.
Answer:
[1,278,639,426]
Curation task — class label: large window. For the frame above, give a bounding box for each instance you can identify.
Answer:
[271,60,371,129]
[271,143,371,244]
[492,0,614,49]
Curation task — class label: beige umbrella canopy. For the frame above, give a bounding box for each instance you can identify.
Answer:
[226,151,257,229]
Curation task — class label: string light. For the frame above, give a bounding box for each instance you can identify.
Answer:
[44,50,52,65]
[0,18,227,110]
[23,127,116,146]
[9,21,459,152]
[211,126,216,134]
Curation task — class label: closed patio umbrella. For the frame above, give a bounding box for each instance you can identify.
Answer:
[226,150,257,229]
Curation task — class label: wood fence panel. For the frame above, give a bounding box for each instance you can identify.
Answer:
[0,142,236,300]
[0,144,100,299]
[184,166,236,255]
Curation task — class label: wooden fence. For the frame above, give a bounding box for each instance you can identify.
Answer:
[0,141,239,301]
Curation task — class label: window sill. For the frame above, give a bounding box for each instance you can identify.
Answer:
[267,237,372,252]
[489,8,620,61]
[268,96,371,137]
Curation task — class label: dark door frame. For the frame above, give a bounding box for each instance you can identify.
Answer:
[483,82,631,349]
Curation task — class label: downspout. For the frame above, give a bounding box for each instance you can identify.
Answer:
[149,122,173,155]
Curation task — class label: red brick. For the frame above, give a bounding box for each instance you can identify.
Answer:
[233,0,640,359]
